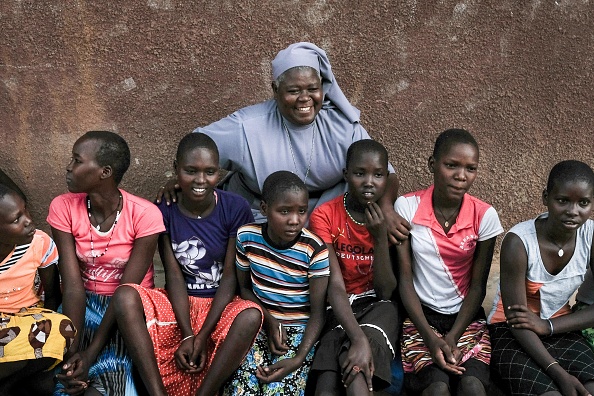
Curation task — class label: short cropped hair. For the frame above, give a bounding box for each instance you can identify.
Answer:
[262,171,307,205]
[0,184,20,201]
[346,139,388,169]
[432,128,479,160]
[546,160,594,193]
[175,132,219,163]
[82,131,130,184]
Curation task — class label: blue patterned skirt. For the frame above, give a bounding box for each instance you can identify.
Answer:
[54,292,138,396]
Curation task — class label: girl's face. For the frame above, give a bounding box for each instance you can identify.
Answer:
[429,142,479,203]
[344,151,388,206]
[0,192,35,246]
[260,188,308,248]
[543,180,593,231]
[66,138,104,193]
[175,147,219,206]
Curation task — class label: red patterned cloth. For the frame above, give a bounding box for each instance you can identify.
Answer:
[126,285,261,396]
[401,317,491,374]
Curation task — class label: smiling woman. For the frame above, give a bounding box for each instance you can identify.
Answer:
[157,42,411,244]
[155,42,412,393]
[188,42,371,222]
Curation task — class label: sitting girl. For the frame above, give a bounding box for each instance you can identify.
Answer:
[113,133,262,396]
[48,131,165,395]
[395,129,503,396]
[225,171,330,396]
[488,160,594,396]
[0,185,75,396]
[308,139,399,395]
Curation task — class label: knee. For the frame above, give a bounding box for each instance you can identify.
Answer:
[112,285,142,317]
[314,371,340,396]
[315,390,336,396]
[235,308,262,334]
[422,381,450,396]
[458,376,486,396]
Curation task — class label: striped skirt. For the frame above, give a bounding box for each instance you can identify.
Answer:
[54,292,139,396]
[401,313,491,374]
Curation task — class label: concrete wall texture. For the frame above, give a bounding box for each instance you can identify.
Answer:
[1,1,593,233]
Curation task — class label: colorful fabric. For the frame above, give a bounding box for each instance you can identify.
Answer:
[54,292,138,396]
[309,194,375,295]
[124,285,261,396]
[47,189,165,296]
[223,325,315,396]
[490,323,594,396]
[401,309,491,374]
[0,307,74,368]
[235,223,329,325]
[194,100,394,222]
[395,186,503,314]
[488,216,594,324]
[157,190,253,298]
[0,230,58,313]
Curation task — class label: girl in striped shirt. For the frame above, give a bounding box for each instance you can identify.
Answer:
[225,171,330,396]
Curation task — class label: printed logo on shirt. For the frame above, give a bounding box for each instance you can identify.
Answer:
[333,242,374,262]
[459,234,478,251]
[173,236,223,287]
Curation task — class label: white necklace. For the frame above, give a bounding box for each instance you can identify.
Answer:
[343,193,365,226]
[551,234,574,257]
[282,120,316,184]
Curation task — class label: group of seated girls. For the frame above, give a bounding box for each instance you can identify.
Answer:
[1,128,594,396]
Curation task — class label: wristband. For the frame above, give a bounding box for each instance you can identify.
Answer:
[180,334,194,343]
[547,318,554,337]
[545,361,559,371]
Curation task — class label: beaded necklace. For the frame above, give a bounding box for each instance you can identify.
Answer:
[87,193,122,258]
[343,193,365,226]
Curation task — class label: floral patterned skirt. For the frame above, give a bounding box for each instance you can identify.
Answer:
[223,325,315,396]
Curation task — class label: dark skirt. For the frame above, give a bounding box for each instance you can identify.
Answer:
[490,322,594,396]
[310,297,399,391]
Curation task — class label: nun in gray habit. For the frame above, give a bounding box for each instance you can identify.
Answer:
[192,41,404,226]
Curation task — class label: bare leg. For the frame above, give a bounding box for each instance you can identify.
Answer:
[586,381,594,394]
[337,350,372,396]
[422,381,451,396]
[457,376,486,396]
[113,285,167,396]
[315,370,343,396]
[196,308,262,396]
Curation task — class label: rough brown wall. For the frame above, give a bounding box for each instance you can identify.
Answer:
[1,1,593,234]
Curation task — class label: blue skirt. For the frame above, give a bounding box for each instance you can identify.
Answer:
[54,292,138,396]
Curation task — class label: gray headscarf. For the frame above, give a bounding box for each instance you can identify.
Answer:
[271,42,360,123]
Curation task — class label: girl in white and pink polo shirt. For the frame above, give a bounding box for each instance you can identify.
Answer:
[395,129,503,396]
